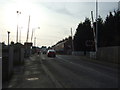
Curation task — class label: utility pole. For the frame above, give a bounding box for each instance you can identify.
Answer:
[26,15,30,42]
[34,37,36,47]
[19,29,21,43]
[31,28,34,42]
[71,28,74,52]
[19,27,22,43]
[31,27,40,43]
[91,11,97,53]
[96,0,98,52]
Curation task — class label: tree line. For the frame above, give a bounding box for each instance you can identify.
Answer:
[73,10,120,51]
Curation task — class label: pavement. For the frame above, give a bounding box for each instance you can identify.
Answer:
[2,54,56,88]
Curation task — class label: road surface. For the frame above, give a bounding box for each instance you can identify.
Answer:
[40,54,118,88]
[3,54,118,88]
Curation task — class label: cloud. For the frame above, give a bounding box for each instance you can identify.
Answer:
[41,2,95,19]
[55,7,73,16]
[41,2,74,16]
[1,1,119,46]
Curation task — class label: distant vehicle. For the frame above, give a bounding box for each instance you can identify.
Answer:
[37,51,40,55]
[43,50,47,54]
[41,46,47,54]
[47,49,56,57]
[37,49,41,55]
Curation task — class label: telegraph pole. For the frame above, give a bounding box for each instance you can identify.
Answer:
[31,28,34,42]
[19,29,21,43]
[19,27,22,43]
[91,11,97,53]
[96,0,98,52]
[31,27,40,44]
[71,28,74,52]
[34,37,36,47]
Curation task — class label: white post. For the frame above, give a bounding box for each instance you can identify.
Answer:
[96,0,98,52]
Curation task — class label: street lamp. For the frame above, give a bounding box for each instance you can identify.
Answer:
[34,37,36,47]
[71,28,74,52]
[19,27,23,43]
[16,11,21,43]
[7,31,10,46]
[31,27,40,43]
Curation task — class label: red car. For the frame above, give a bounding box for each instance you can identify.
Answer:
[47,49,56,57]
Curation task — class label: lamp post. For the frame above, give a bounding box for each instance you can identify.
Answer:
[31,27,40,43]
[71,28,74,52]
[19,27,23,43]
[7,31,10,46]
[16,11,21,43]
[34,37,36,47]
[26,15,30,42]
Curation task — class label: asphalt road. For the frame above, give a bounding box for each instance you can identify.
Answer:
[40,54,118,88]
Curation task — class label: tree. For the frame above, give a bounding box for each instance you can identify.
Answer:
[74,18,94,51]
[103,11,120,46]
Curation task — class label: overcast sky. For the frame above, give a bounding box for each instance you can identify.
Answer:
[0,0,119,47]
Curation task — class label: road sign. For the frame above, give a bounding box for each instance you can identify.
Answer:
[85,40,94,47]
